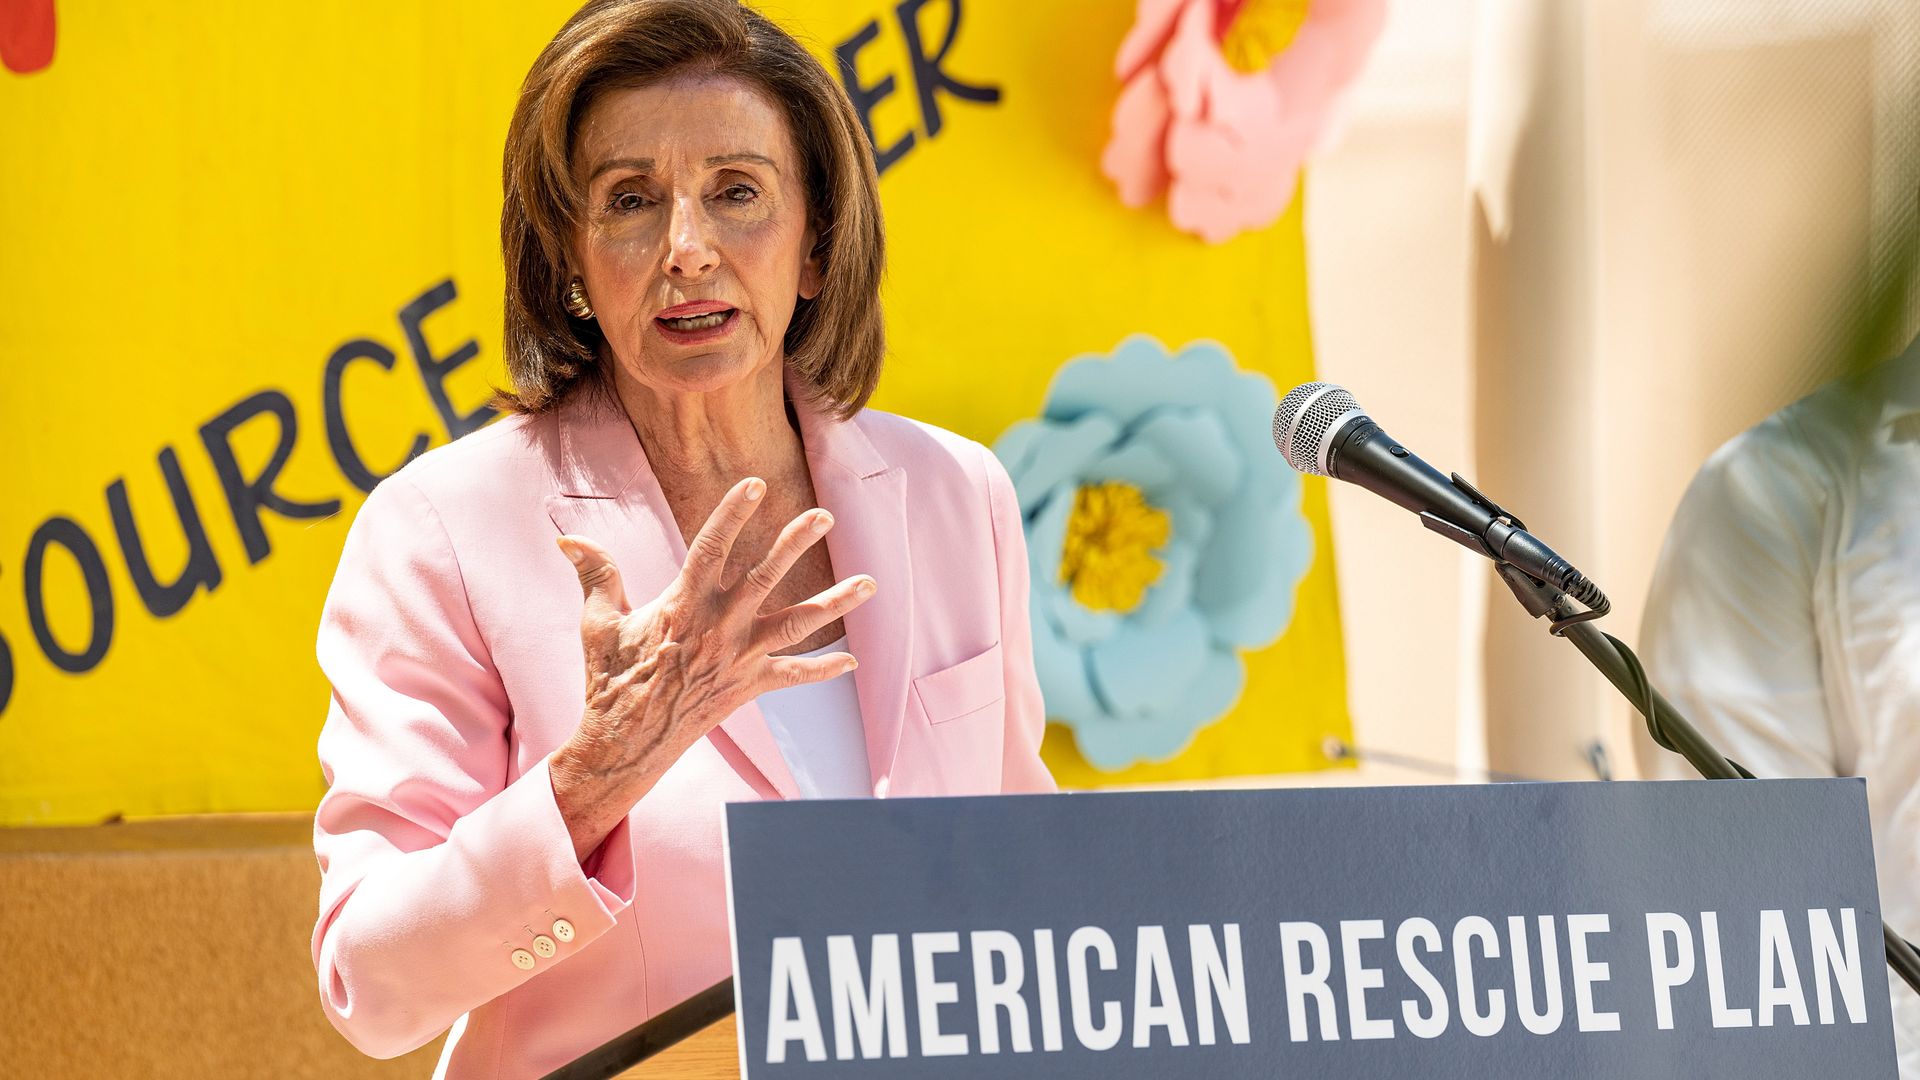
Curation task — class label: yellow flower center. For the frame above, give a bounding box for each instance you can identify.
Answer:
[1219,0,1312,74]
[1058,481,1172,614]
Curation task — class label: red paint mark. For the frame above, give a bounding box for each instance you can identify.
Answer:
[0,0,56,75]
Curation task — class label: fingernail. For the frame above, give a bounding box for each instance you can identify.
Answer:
[745,478,765,501]
[557,537,584,566]
[846,656,859,671]
[856,577,876,596]
[812,511,832,533]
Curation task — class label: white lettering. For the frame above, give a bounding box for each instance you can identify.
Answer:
[1340,919,1394,1040]
[1809,908,1867,1025]
[826,934,907,1060]
[1453,916,1506,1037]
[1068,926,1122,1050]
[1034,928,1064,1051]
[911,931,968,1056]
[766,937,827,1064]
[1281,921,1340,1042]
[1757,909,1810,1026]
[1644,913,1696,1031]
[1189,924,1251,1046]
[1132,926,1190,1048]
[1568,914,1620,1032]
[1702,912,1753,1028]
[1509,915,1565,1035]
[970,930,1031,1054]
[1397,917,1450,1039]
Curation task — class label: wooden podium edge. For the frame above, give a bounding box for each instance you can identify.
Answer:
[542,977,738,1080]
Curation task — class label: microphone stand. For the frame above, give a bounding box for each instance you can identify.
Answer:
[1489,559,1920,995]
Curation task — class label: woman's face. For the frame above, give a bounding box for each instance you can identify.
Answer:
[570,74,820,401]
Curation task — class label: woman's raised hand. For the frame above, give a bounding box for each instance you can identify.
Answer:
[549,476,875,862]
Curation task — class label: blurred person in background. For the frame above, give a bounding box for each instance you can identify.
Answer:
[307,0,1053,1074]
[1638,331,1920,1073]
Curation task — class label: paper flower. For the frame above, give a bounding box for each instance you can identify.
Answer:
[993,337,1314,769]
[1102,0,1385,243]
[0,0,57,74]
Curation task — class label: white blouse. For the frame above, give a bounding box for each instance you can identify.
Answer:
[754,635,872,800]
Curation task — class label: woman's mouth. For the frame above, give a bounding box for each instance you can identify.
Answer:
[658,310,733,331]
[654,305,739,343]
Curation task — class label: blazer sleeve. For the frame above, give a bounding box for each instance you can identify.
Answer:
[1635,423,1839,782]
[982,444,1058,794]
[310,474,638,1059]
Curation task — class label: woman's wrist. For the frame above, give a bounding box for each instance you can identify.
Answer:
[551,738,633,866]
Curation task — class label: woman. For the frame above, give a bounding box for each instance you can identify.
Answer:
[309,0,1054,1074]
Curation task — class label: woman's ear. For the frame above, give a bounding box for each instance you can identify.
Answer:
[798,229,823,301]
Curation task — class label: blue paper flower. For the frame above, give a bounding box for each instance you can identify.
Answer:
[993,336,1314,769]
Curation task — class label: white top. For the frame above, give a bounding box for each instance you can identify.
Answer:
[1638,336,1920,1075]
[755,635,872,800]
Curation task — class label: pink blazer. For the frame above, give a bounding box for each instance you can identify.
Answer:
[310,386,1055,1077]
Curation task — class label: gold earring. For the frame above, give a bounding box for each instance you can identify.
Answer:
[564,278,595,320]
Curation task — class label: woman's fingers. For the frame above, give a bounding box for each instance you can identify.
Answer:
[559,534,628,619]
[763,651,859,692]
[741,509,833,602]
[755,574,877,653]
[683,476,767,584]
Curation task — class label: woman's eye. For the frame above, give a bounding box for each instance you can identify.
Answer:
[722,184,759,203]
[611,192,648,213]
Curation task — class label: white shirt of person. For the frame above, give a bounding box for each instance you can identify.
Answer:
[755,635,871,799]
[1637,334,1920,1075]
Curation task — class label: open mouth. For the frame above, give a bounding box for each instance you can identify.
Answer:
[656,309,737,332]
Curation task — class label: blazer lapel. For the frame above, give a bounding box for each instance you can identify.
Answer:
[542,394,800,800]
[794,387,913,796]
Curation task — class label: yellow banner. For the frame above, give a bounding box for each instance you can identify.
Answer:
[0,0,1347,824]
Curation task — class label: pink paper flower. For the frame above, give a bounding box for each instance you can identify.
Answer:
[1102,0,1385,243]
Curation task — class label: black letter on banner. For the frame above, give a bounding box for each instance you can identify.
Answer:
[107,447,224,617]
[0,567,14,715]
[323,338,429,494]
[835,20,916,174]
[895,0,999,139]
[0,609,12,715]
[24,517,115,674]
[401,279,495,441]
[200,390,342,565]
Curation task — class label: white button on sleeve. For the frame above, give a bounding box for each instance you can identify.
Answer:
[510,949,536,971]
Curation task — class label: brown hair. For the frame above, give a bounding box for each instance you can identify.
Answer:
[497,0,885,417]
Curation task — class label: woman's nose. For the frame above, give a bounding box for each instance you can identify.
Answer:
[664,196,719,279]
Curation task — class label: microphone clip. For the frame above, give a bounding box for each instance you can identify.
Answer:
[1415,471,1529,564]
[1450,471,1526,530]
[1414,473,1566,621]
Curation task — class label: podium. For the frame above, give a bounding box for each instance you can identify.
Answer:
[550,782,1899,1079]
[545,978,738,1080]
[616,1015,735,1079]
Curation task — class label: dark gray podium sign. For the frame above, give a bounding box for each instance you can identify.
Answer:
[723,780,1895,1078]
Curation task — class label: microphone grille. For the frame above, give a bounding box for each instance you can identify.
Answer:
[1273,382,1364,476]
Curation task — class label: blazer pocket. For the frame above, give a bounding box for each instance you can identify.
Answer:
[912,642,1005,725]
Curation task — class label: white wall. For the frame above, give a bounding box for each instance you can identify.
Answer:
[1294,0,1917,786]
[1304,0,1487,784]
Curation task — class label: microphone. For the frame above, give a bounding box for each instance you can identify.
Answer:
[1271,382,1608,618]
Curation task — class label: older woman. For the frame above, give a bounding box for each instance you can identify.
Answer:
[309,0,1053,1073]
